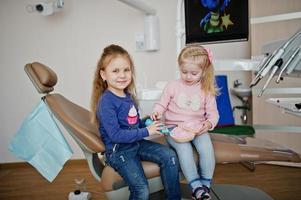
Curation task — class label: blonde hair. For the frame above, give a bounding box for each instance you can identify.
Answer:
[178,44,218,95]
[90,44,138,124]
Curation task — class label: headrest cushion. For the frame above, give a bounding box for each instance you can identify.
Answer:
[24,62,57,94]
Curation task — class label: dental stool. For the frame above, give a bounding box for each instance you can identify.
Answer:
[24,62,297,200]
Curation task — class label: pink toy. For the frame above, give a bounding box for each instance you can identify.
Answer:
[170,127,195,143]
[170,121,205,143]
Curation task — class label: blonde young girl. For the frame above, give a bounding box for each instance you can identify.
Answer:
[90,44,181,200]
[151,44,219,200]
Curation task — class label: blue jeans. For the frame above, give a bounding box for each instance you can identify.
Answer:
[105,139,181,200]
[167,133,215,188]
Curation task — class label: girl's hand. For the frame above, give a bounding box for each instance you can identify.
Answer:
[195,121,212,135]
[146,121,163,135]
[150,112,162,121]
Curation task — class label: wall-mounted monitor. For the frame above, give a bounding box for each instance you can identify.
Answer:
[184,0,249,44]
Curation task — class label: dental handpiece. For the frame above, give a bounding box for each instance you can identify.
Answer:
[260,48,285,78]
[258,59,283,97]
[286,37,301,74]
[281,36,301,58]
[281,28,301,50]
[286,51,301,74]
[276,47,300,83]
[250,53,272,88]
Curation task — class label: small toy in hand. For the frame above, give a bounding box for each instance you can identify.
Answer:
[169,121,209,143]
[145,119,202,143]
[169,127,195,143]
[145,119,170,135]
[170,121,206,143]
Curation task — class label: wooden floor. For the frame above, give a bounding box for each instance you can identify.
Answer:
[1,160,301,200]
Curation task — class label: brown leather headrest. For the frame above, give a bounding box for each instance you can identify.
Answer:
[24,62,57,94]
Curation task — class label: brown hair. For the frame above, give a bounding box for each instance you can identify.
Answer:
[90,44,138,124]
[178,44,218,95]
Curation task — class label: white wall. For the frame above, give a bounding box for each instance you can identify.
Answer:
[0,0,250,163]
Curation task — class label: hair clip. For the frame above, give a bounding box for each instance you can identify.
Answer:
[204,48,213,64]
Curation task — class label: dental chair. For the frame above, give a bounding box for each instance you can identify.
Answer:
[24,62,300,200]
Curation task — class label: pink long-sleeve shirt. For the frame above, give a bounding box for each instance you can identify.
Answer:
[153,79,219,130]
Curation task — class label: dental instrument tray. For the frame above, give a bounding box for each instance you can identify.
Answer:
[266,98,301,117]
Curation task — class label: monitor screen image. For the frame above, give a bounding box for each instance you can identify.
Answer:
[184,0,249,44]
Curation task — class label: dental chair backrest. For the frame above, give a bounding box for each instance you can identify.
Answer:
[24,62,106,175]
[25,62,105,152]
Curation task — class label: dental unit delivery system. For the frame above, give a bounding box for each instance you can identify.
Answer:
[250,29,301,96]
[276,47,300,83]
